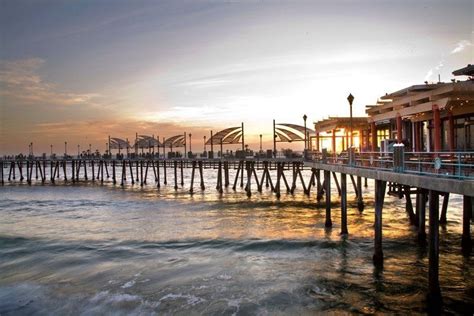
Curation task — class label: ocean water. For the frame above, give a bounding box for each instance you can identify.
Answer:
[0,166,472,314]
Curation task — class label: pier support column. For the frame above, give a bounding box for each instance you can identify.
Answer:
[417,189,427,242]
[340,173,348,235]
[324,170,332,228]
[427,190,442,308]
[316,169,323,202]
[439,193,449,224]
[199,161,205,190]
[404,185,415,225]
[462,195,472,255]
[224,161,229,187]
[357,176,364,212]
[373,179,386,267]
[174,160,178,190]
[161,161,166,185]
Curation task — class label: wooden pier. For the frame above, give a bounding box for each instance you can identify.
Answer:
[1,152,473,307]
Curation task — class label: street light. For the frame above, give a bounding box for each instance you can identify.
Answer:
[259,134,262,151]
[303,114,308,158]
[65,141,68,155]
[77,144,80,157]
[347,93,354,148]
[189,133,192,152]
[50,144,53,156]
[204,136,207,152]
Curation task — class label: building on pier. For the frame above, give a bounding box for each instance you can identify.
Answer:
[313,117,370,153]
[366,65,474,152]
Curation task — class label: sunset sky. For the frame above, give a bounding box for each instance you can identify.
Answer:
[0,0,472,154]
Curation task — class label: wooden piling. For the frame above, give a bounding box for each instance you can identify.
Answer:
[324,170,332,228]
[129,160,135,185]
[246,161,252,197]
[71,160,75,183]
[101,160,104,184]
[251,161,260,193]
[462,195,472,255]
[1,161,3,185]
[63,161,67,181]
[340,173,348,235]
[18,162,23,182]
[75,160,80,181]
[91,160,94,182]
[174,160,178,190]
[290,162,297,194]
[105,161,109,179]
[84,160,88,180]
[280,163,290,193]
[232,161,241,191]
[199,161,205,190]
[163,160,167,185]
[439,193,449,224]
[427,190,442,307]
[316,170,324,202]
[224,161,229,187]
[216,160,223,193]
[189,161,196,193]
[140,160,144,186]
[135,161,139,182]
[180,161,184,186]
[357,176,364,212]
[156,160,160,188]
[240,160,244,188]
[112,160,116,184]
[26,160,31,185]
[275,162,281,199]
[373,179,386,266]
[121,160,125,186]
[332,172,341,196]
[417,189,427,242]
[350,174,358,197]
[404,185,415,225]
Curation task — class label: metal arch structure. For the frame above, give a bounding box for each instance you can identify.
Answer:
[108,136,132,154]
[163,134,185,150]
[272,121,316,156]
[109,137,130,149]
[135,135,162,149]
[205,123,245,155]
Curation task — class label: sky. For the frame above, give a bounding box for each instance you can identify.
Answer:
[0,0,472,155]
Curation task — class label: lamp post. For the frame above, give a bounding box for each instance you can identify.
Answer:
[303,114,307,158]
[204,136,206,153]
[260,134,262,151]
[189,133,192,152]
[50,144,53,156]
[65,141,68,156]
[347,93,354,148]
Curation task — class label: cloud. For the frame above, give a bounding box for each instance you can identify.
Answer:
[0,58,100,107]
[450,40,472,54]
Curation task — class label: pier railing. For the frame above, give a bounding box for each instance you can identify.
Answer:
[307,149,474,180]
[2,149,474,180]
